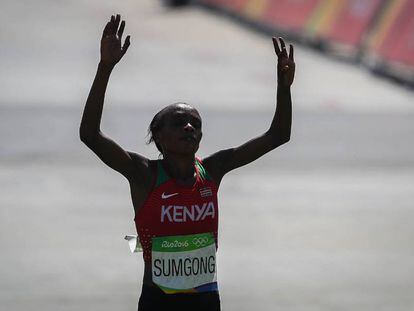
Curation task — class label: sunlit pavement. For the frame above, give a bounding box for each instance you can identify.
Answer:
[1,1,413,310]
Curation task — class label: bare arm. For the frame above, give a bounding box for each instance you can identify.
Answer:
[80,15,150,183]
[204,37,295,184]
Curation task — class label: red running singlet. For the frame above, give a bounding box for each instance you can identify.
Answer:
[134,158,219,264]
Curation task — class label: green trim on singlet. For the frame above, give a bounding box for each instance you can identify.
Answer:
[155,161,170,187]
[195,158,212,181]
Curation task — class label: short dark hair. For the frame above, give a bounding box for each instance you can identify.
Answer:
[147,107,167,154]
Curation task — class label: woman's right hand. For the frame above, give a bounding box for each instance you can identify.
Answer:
[100,14,130,68]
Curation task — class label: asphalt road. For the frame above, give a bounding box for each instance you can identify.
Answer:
[1,1,414,311]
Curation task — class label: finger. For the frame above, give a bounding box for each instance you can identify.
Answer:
[102,22,111,39]
[118,20,125,40]
[272,37,281,56]
[121,35,131,57]
[114,14,121,35]
[109,15,115,34]
[289,44,294,61]
[279,37,288,57]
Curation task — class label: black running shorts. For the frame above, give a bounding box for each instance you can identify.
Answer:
[138,284,221,311]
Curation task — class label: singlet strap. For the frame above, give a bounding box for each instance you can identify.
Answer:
[195,157,212,181]
[155,160,170,187]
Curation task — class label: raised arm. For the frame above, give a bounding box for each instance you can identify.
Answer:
[80,15,150,184]
[203,37,295,184]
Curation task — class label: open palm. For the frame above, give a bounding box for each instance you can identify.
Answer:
[100,14,130,67]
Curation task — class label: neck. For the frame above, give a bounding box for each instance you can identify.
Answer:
[162,153,196,181]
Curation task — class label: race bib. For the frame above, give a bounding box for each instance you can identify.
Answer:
[152,232,217,294]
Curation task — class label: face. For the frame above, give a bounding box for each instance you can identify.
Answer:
[155,104,202,156]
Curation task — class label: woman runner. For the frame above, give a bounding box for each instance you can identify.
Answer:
[80,14,295,311]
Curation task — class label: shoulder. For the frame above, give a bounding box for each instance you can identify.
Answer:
[198,154,229,186]
[127,152,158,186]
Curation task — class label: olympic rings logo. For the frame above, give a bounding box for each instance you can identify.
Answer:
[192,237,209,247]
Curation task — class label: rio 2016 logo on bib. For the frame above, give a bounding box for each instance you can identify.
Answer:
[192,236,209,247]
[152,232,217,294]
[161,240,189,248]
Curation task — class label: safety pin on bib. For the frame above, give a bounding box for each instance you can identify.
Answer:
[124,235,143,253]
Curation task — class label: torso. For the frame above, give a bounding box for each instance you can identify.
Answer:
[129,158,219,290]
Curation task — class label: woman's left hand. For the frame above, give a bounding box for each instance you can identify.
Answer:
[272,37,295,87]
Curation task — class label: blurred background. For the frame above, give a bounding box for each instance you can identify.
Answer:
[1,0,413,310]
